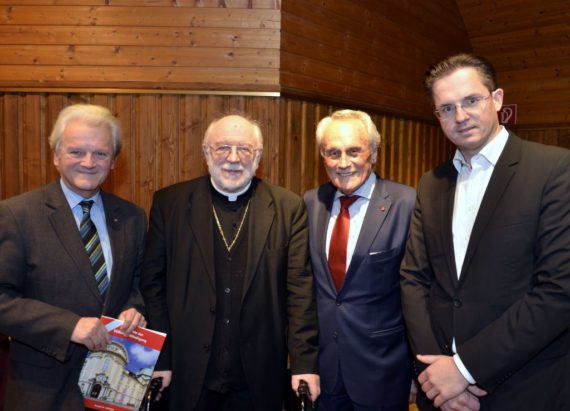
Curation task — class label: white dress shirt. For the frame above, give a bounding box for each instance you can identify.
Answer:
[325,172,376,270]
[451,126,509,383]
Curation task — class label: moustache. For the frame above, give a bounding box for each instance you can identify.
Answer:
[222,165,244,172]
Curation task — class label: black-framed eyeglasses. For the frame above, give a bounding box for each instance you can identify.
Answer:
[434,94,493,120]
[205,144,259,159]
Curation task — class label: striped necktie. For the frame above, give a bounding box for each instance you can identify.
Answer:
[79,200,109,295]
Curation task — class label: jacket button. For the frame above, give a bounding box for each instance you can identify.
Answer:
[453,299,462,308]
[335,299,342,306]
[332,331,338,339]
[203,344,210,352]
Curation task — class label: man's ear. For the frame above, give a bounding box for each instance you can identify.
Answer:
[370,149,378,165]
[492,88,504,112]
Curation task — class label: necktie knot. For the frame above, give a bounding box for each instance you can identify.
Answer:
[80,200,94,215]
[339,195,359,211]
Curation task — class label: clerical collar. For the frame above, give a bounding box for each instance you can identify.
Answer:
[210,178,252,202]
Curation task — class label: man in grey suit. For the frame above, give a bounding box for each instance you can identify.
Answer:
[0,104,147,411]
[401,54,570,411]
[304,110,415,411]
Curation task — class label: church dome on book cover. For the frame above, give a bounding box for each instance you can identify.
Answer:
[78,340,148,406]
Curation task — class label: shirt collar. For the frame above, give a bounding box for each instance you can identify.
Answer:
[453,126,509,172]
[334,172,376,201]
[210,177,252,202]
[59,179,102,210]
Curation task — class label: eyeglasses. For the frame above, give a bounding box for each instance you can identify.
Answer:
[434,94,492,120]
[205,144,259,159]
[321,147,368,161]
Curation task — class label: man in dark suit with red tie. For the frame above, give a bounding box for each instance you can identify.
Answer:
[304,109,416,411]
[0,104,147,411]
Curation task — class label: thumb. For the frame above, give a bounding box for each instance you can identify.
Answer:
[467,385,488,397]
[416,354,437,365]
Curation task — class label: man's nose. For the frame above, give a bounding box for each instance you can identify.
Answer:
[227,146,240,162]
[338,152,351,168]
[454,104,470,122]
[81,153,97,167]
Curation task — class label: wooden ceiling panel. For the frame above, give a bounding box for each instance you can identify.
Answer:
[457,0,570,126]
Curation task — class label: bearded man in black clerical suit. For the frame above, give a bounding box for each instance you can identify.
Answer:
[140,114,320,411]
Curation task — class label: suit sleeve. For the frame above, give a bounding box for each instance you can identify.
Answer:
[119,206,147,315]
[400,179,445,371]
[139,192,172,370]
[458,151,570,391]
[286,198,319,375]
[0,202,80,362]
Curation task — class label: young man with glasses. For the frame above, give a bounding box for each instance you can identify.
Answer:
[140,114,319,411]
[401,54,570,411]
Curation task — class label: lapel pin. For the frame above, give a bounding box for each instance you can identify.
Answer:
[379,206,386,212]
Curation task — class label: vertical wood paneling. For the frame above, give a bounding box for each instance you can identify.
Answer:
[1,92,459,215]
[2,94,23,198]
[159,95,180,188]
[113,94,134,201]
[22,94,43,189]
[180,95,208,182]
[136,95,159,212]
[283,99,302,192]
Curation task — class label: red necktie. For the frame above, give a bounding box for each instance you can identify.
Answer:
[328,195,359,291]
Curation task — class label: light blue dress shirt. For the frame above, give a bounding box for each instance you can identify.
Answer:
[59,180,113,279]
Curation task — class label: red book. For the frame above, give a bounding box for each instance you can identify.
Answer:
[79,316,166,411]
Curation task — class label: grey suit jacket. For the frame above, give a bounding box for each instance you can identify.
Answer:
[0,180,146,411]
[401,133,570,410]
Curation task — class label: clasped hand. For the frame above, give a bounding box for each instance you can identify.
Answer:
[417,354,487,411]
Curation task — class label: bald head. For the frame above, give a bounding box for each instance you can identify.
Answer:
[202,114,264,193]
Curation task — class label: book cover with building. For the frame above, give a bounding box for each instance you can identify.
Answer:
[79,316,166,411]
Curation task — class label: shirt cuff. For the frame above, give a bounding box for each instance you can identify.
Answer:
[453,353,476,385]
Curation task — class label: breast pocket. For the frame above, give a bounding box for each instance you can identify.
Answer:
[368,247,401,263]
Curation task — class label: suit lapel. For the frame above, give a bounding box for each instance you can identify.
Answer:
[439,162,460,286]
[346,176,391,280]
[187,179,216,288]
[460,134,520,280]
[315,184,337,292]
[101,191,124,304]
[45,182,104,303]
[243,180,275,297]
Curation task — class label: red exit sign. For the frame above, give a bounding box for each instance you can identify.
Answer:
[499,104,517,125]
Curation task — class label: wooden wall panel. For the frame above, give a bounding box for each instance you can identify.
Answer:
[281,0,472,120]
[512,127,570,150]
[0,2,280,91]
[0,92,452,214]
[457,0,570,126]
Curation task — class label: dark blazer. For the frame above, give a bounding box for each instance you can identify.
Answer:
[139,176,318,411]
[304,174,415,406]
[0,180,147,411]
[401,133,570,410]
